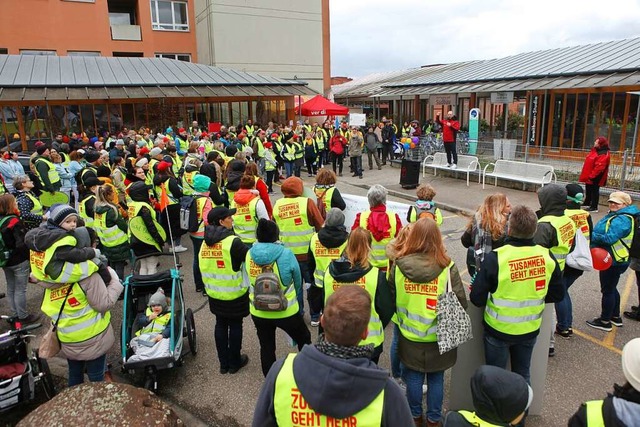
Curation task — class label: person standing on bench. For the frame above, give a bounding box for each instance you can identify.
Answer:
[437,111,460,169]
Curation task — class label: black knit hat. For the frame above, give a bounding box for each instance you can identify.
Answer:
[256,219,279,243]
[84,149,100,163]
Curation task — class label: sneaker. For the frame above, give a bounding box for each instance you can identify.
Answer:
[585,207,599,212]
[308,174,313,177]
[446,163,451,168]
[451,164,457,170]
[623,309,640,321]
[359,175,363,179]
[268,191,276,195]
[339,173,343,177]
[555,328,572,338]
[228,354,249,374]
[310,320,320,327]
[172,245,188,253]
[548,347,555,357]
[18,314,41,325]
[611,317,623,327]
[586,317,612,332]
[220,367,229,374]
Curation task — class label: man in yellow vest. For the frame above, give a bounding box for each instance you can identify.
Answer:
[471,205,563,388]
[200,207,251,374]
[444,365,533,426]
[252,285,413,426]
[33,145,62,193]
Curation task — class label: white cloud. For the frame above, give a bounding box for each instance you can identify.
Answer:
[330,0,640,77]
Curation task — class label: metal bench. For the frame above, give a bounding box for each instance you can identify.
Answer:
[482,160,556,190]
[422,152,480,186]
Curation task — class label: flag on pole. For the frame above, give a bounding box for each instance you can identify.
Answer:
[159,184,170,211]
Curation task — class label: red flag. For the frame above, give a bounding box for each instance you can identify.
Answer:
[159,184,170,211]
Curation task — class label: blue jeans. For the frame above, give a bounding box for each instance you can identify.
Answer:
[600,264,628,321]
[484,334,536,384]
[390,324,402,378]
[191,236,204,291]
[284,162,294,178]
[402,368,444,422]
[3,260,30,319]
[555,268,581,330]
[67,354,107,387]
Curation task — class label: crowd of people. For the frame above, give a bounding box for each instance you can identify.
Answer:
[0,117,637,427]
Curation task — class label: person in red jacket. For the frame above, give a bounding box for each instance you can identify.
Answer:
[329,132,347,177]
[436,111,461,169]
[579,136,611,212]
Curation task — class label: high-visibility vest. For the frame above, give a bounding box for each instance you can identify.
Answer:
[35,157,61,188]
[303,124,312,135]
[256,138,266,158]
[41,282,111,343]
[408,204,443,226]
[127,200,157,242]
[606,214,635,263]
[314,186,335,214]
[293,142,304,160]
[200,235,247,300]
[245,253,300,319]
[30,235,100,283]
[458,411,503,427]
[324,266,383,347]
[485,245,555,336]
[304,141,317,155]
[395,262,452,343]
[265,151,277,171]
[245,124,255,135]
[314,128,327,150]
[78,194,96,228]
[359,210,397,269]
[538,215,575,271]
[283,144,296,162]
[565,208,591,244]
[94,210,128,248]
[273,197,314,255]
[227,189,237,208]
[80,166,97,186]
[60,152,71,168]
[135,307,171,336]
[154,181,178,206]
[182,170,198,196]
[338,128,351,141]
[171,155,183,177]
[233,197,260,244]
[274,353,384,426]
[310,233,346,287]
[190,196,210,237]
[24,192,43,217]
[402,126,411,136]
[584,400,605,427]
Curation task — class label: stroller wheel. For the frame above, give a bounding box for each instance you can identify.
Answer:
[143,374,157,392]
[34,350,56,400]
[186,308,197,356]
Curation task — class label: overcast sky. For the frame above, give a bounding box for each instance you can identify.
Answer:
[330,0,640,78]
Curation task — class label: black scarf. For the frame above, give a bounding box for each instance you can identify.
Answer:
[315,334,374,360]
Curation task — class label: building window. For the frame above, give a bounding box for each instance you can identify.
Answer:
[113,51,144,57]
[155,53,191,62]
[0,48,8,55]
[68,51,100,56]
[151,0,188,31]
[62,0,96,3]
[19,50,56,55]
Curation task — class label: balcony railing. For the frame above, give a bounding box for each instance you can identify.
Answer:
[110,25,141,41]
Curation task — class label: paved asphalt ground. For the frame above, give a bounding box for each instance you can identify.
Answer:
[2,162,638,426]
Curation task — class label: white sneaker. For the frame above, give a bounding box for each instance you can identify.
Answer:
[451,164,457,170]
[310,320,320,327]
[172,245,188,253]
[446,163,451,168]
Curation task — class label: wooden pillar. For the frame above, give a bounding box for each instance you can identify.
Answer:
[470,93,477,110]
[16,108,27,151]
[413,95,420,120]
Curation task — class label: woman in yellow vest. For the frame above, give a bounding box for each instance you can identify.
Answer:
[153,161,187,253]
[390,217,467,427]
[232,175,269,247]
[313,168,346,219]
[37,248,123,386]
[94,185,130,280]
[127,181,166,275]
[189,175,215,294]
[308,208,349,326]
[323,227,393,363]
[13,175,44,231]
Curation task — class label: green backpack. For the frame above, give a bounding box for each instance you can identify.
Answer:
[0,215,17,267]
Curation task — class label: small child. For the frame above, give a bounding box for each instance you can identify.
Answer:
[131,287,171,349]
[25,204,111,285]
[407,183,443,226]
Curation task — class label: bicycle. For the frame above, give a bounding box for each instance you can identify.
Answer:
[423,133,444,156]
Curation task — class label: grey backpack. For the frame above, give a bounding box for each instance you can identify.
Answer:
[253,263,287,311]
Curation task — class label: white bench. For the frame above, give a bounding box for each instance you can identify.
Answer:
[482,160,556,190]
[422,152,480,186]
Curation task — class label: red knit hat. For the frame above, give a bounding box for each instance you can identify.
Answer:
[157,161,171,172]
[62,136,70,143]
[178,128,186,134]
[139,147,150,156]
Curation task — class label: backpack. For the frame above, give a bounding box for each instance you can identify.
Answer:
[253,263,287,311]
[179,195,203,232]
[415,203,436,221]
[0,215,17,268]
[315,189,328,220]
[622,212,640,259]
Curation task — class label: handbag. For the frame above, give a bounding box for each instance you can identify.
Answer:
[39,284,73,359]
[436,267,473,355]
[566,231,593,271]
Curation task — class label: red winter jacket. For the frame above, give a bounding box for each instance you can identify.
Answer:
[437,118,460,143]
[329,134,347,156]
[579,146,610,186]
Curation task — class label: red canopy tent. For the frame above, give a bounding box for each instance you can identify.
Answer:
[296,95,349,116]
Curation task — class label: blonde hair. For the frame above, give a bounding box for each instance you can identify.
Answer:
[473,193,509,240]
[345,227,372,269]
[395,218,450,268]
[386,222,415,263]
[94,184,118,216]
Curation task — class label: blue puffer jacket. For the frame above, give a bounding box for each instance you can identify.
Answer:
[248,242,302,298]
[592,204,640,265]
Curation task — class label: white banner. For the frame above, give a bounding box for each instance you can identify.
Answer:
[349,113,367,127]
[341,194,411,229]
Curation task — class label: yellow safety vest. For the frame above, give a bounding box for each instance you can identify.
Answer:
[41,283,111,343]
[245,124,255,135]
[154,181,178,206]
[182,171,198,196]
[402,126,411,137]
[78,195,95,228]
[191,196,211,238]
[606,214,635,263]
[538,215,576,271]
[408,205,443,226]
[30,234,100,283]
[314,128,327,150]
[584,400,605,427]
[127,200,162,248]
[395,262,452,343]
[200,235,246,300]
[171,155,183,177]
[24,192,43,217]
[35,157,61,187]
[485,245,555,336]
[273,197,314,256]
[565,208,591,244]
[283,144,296,162]
[256,138,266,158]
[61,152,71,168]
[233,197,260,244]
[94,210,128,248]
[294,142,304,160]
[135,307,171,336]
[458,411,503,427]
[265,151,277,171]
[310,233,346,287]
[359,210,398,269]
[274,353,384,427]
[245,254,300,319]
[314,186,335,215]
[324,266,383,347]
[338,128,351,141]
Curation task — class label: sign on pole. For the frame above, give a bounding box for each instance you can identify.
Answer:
[467,108,480,155]
[490,92,514,104]
[349,113,366,127]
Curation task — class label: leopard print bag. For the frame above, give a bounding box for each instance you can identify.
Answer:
[436,267,473,355]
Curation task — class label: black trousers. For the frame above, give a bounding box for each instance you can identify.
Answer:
[584,183,600,209]
[444,142,458,165]
[214,315,244,370]
[381,144,392,164]
[330,152,344,175]
[252,313,311,376]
